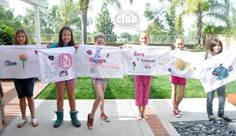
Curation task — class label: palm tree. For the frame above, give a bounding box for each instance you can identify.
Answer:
[169,0,230,46]
[77,0,133,44]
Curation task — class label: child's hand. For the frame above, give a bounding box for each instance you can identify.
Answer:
[74,44,79,49]
[34,50,38,55]
[119,45,123,49]
[47,43,52,48]
[74,45,79,54]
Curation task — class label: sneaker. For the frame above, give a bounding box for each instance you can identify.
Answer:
[208,115,216,121]
[218,115,232,122]
[173,110,180,118]
[101,113,110,122]
[87,114,94,130]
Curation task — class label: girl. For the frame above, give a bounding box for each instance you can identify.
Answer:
[87,34,110,130]
[49,26,81,128]
[171,38,186,118]
[135,31,152,120]
[206,39,231,122]
[13,29,39,128]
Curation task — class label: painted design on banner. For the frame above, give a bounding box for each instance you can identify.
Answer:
[87,46,110,73]
[168,51,205,79]
[5,60,17,67]
[124,46,170,75]
[170,58,195,72]
[48,53,72,77]
[212,64,233,80]
[73,45,124,78]
[18,54,28,69]
[0,45,47,79]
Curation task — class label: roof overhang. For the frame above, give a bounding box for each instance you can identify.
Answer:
[20,0,48,7]
[0,0,9,8]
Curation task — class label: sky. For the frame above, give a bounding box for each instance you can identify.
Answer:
[7,0,193,35]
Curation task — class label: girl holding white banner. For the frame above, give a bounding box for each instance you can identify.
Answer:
[205,39,232,122]
[49,26,81,128]
[134,32,153,120]
[13,29,39,128]
[171,38,186,118]
[87,34,110,130]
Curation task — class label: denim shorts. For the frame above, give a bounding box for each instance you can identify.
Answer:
[93,78,107,86]
[13,78,35,98]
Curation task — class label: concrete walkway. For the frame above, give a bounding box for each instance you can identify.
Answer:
[1,80,236,136]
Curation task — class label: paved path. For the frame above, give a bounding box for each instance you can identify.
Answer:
[1,80,236,136]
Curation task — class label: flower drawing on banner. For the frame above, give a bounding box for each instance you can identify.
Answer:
[87,50,92,55]
[18,54,28,69]
[212,64,233,80]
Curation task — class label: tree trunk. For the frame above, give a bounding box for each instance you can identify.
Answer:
[196,4,203,47]
[81,9,87,44]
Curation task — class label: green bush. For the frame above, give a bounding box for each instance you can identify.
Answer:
[0,25,15,45]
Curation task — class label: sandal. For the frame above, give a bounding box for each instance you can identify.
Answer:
[31,118,39,127]
[17,118,27,128]
[137,114,142,120]
[142,114,148,120]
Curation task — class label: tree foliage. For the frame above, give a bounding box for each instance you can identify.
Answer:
[168,0,230,46]
[0,7,21,29]
[120,32,132,42]
[95,3,116,42]
[0,7,21,45]
[144,2,177,35]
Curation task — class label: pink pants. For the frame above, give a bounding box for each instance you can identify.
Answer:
[134,75,152,106]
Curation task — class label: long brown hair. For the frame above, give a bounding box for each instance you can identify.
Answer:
[14,28,28,45]
[209,39,223,54]
[58,26,75,47]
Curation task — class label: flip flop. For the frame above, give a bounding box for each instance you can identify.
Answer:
[142,114,148,120]
[17,118,27,128]
[31,118,39,127]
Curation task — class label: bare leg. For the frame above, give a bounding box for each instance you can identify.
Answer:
[137,106,142,120]
[176,85,185,110]
[100,84,106,114]
[142,105,148,119]
[90,83,104,119]
[55,82,65,111]
[171,84,178,110]
[27,97,35,119]
[19,97,27,119]
[66,80,76,111]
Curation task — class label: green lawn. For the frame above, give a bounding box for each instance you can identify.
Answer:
[36,75,236,99]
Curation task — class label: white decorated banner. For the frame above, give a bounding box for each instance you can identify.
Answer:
[168,50,206,79]
[37,47,77,83]
[74,45,124,78]
[199,49,236,92]
[0,45,46,79]
[123,45,170,75]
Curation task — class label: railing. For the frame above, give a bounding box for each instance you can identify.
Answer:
[28,34,196,44]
